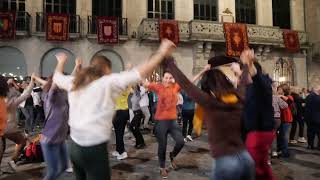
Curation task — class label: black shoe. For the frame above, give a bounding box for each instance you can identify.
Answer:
[135,144,146,149]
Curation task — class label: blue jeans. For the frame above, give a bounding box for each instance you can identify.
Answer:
[41,141,68,180]
[210,150,255,180]
[279,123,291,157]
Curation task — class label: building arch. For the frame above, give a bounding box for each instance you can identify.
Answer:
[41,48,75,77]
[0,46,27,80]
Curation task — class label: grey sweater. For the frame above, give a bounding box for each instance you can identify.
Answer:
[272,95,288,118]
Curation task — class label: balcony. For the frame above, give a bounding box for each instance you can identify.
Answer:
[87,16,128,40]
[16,12,31,36]
[138,18,309,48]
[35,12,81,38]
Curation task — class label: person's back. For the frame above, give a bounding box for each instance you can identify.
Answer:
[42,86,69,144]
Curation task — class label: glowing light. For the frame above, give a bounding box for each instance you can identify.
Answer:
[279,77,286,82]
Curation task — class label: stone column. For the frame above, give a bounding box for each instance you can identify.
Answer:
[175,0,193,21]
[256,0,273,26]
[126,0,147,37]
[291,0,305,31]
[218,0,236,22]
[193,42,207,74]
[29,0,43,32]
[77,0,91,36]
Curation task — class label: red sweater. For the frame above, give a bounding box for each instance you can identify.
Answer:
[280,96,293,123]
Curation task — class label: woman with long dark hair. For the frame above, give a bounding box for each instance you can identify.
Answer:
[163,51,255,180]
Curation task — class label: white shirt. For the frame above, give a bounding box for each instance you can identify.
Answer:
[177,93,183,105]
[53,69,141,147]
[31,91,42,106]
[139,86,149,107]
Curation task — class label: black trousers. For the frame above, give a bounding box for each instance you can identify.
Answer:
[154,120,185,168]
[182,109,194,137]
[129,110,145,146]
[113,109,129,154]
[306,122,320,148]
[290,116,304,140]
[69,140,110,180]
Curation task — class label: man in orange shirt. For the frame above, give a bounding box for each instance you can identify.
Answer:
[0,75,8,175]
[145,71,184,178]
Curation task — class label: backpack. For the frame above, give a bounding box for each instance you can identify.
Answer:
[23,135,44,162]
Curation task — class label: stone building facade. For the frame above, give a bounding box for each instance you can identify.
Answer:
[0,0,312,88]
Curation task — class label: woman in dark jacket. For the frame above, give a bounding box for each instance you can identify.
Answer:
[163,50,255,180]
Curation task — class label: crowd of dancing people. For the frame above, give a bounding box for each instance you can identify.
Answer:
[0,39,320,180]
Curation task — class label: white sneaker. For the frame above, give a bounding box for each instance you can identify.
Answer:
[289,140,297,144]
[186,135,193,142]
[112,151,120,157]
[184,138,188,143]
[66,167,73,173]
[298,137,307,143]
[271,151,278,157]
[8,160,17,171]
[117,152,128,160]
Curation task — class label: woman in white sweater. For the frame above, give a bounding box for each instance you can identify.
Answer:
[53,39,175,180]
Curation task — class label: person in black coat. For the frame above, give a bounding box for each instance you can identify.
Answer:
[289,92,307,143]
[304,87,320,149]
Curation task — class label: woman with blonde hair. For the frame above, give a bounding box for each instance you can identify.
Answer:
[53,39,175,180]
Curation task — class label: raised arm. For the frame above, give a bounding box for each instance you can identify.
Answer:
[71,57,82,76]
[12,74,35,106]
[191,64,211,83]
[53,53,74,91]
[136,39,176,79]
[277,96,288,109]
[164,59,235,109]
[33,75,48,86]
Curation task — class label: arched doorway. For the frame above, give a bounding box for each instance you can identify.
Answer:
[41,48,75,77]
[0,46,27,80]
[92,50,124,73]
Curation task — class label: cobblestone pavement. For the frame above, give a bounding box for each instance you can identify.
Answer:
[0,130,319,180]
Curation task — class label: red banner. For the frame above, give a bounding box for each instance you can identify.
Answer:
[223,23,249,57]
[97,16,118,44]
[159,19,179,45]
[46,13,69,41]
[283,30,300,53]
[0,12,16,39]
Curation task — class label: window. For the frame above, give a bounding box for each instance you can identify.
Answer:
[194,0,217,21]
[92,0,122,17]
[0,0,25,11]
[273,58,294,86]
[44,0,76,14]
[273,0,290,29]
[148,0,174,19]
[235,0,256,24]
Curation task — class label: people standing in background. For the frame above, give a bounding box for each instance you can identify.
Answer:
[181,64,210,142]
[0,76,9,175]
[32,86,44,128]
[271,82,288,158]
[1,75,35,171]
[139,84,151,130]
[304,86,320,149]
[20,80,35,136]
[289,91,307,143]
[129,85,146,149]
[277,84,293,158]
